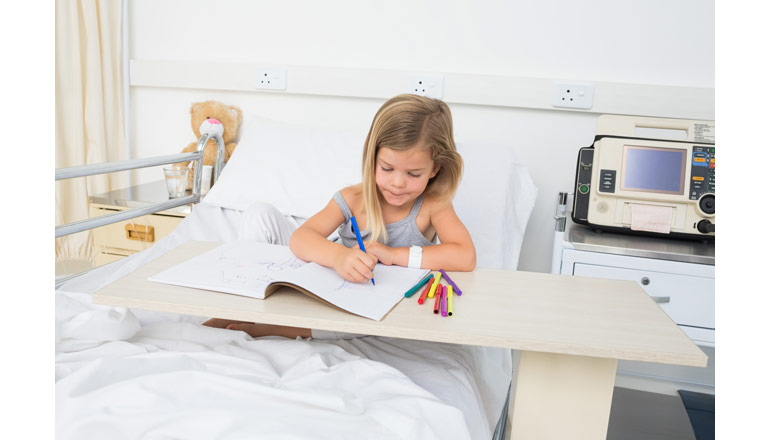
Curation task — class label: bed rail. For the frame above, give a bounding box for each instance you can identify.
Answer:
[56,130,224,238]
[55,128,224,286]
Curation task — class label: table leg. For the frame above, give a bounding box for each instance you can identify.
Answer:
[506,350,617,440]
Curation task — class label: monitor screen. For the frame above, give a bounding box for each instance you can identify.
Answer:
[621,145,686,194]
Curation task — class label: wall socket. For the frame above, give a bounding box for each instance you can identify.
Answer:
[407,74,444,99]
[552,83,594,109]
[255,67,287,90]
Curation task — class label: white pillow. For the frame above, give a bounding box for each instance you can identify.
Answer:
[204,116,365,218]
[454,142,538,270]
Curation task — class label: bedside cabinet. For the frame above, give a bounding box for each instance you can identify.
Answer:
[554,222,715,394]
[89,180,192,266]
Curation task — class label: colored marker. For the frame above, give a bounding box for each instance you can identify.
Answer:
[428,271,443,298]
[350,216,375,286]
[441,285,448,317]
[447,284,454,316]
[405,273,434,298]
[439,269,462,296]
[433,284,442,314]
[417,278,434,305]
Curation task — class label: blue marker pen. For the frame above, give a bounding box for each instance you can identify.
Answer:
[350,216,375,286]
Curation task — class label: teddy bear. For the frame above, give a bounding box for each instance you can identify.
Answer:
[177,100,243,189]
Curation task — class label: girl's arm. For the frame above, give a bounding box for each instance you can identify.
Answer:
[422,201,476,271]
[289,198,377,283]
[367,202,476,271]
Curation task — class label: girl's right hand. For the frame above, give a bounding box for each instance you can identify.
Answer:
[333,247,377,283]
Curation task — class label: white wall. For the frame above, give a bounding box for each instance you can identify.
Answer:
[127,0,714,273]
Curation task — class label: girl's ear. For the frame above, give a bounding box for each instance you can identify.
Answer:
[430,163,440,178]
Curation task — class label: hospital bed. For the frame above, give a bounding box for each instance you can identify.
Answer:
[55,115,539,439]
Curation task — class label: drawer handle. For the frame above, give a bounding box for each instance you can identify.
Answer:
[125,224,155,242]
[651,296,670,304]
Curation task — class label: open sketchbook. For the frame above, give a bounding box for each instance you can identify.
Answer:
[148,241,430,321]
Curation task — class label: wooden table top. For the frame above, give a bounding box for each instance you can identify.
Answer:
[93,240,707,367]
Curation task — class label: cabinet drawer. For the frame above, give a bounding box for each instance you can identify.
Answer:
[94,250,130,266]
[90,209,184,252]
[573,263,714,330]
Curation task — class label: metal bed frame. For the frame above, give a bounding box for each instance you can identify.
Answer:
[55,130,225,284]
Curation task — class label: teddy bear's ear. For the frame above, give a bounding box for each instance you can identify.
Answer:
[230,105,243,124]
[190,102,202,115]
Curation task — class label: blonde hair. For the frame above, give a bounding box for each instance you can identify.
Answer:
[361,94,463,244]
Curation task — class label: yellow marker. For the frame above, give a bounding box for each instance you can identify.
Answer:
[428,271,443,298]
[447,284,454,316]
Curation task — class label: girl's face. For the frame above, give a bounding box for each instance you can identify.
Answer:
[375,146,439,208]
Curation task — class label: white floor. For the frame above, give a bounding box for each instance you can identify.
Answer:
[608,359,714,440]
[608,386,699,440]
[615,373,714,396]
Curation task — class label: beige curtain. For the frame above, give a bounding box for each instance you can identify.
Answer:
[55,0,126,263]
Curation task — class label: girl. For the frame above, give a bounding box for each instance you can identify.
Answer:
[205,94,475,338]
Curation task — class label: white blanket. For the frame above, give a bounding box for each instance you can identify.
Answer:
[56,292,471,439]
[56,203,511,439]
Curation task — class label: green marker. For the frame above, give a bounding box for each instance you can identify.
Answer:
[404,273,434,298]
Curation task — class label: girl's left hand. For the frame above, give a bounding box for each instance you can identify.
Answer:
[366,241,395,266]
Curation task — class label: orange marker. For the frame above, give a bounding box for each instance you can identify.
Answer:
[417,278,434,305]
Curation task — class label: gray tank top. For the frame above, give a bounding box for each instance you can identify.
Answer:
[333,191,437,248]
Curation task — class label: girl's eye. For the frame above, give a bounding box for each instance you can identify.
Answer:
[380,166,393,172]
[408,173,421,178]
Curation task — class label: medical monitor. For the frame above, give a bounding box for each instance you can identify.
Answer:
[571,115,715,240]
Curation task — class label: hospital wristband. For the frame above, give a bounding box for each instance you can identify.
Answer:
[408,246,423,269]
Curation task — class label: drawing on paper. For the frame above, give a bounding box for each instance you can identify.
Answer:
[213,246,305,288]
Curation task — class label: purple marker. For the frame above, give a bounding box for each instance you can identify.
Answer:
[439,269,462,296]
[440,286,448,317]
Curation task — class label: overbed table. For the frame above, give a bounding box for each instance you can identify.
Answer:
[93,241,707,440]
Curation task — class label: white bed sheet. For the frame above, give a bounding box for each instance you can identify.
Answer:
[56,203,511,440]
